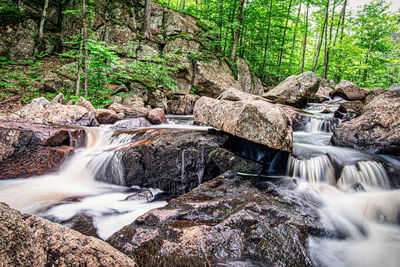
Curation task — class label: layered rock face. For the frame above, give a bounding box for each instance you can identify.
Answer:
[262,71,321,107]
[332,89,400,154]
[0,121,86,179]
[107,172,323,266]
[0,202,137,266]
[194,96,293,152]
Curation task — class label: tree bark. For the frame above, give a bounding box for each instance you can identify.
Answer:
[313,0,330,73]
[277,0,293,72]
[39,0,49,42]
[230,0,245,60]
[143,0,152,39]
[82,0,88,97]
[261,0,274,79]
[301,2,310,73]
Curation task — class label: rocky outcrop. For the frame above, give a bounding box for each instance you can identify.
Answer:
[95,108,121,124]
[167,94,200,115]
[334,100,364,120]
[193,58,241,98]
[108,129,228,195]
[0,121,86,179]
[107,172,323,267]
[330,80,366,101]
[262,71,321,108]
[332,89,400,154]
[108,102,150,119]
[0,203,137,266]
[194,96,293,152]
[9,19,38,62]
[12,97,98,127]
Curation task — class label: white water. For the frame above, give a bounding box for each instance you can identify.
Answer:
[0,125,167,239]
[293,104,400,267]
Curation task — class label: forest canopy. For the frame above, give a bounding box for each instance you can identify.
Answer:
[159,0,400,89]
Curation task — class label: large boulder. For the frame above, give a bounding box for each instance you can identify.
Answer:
[262,71,321,107]
[330,80,366,101]
[194,97,293,152]
[331,89,400,154]
[108,102,150,118]
[15,99,98,127]
[107,172,323,266]
[236,58,253,94]
[95,108,121,124]
[193,58,241,98]
[105,129,228,195]
[334,100,364,120]
[0,203,137,266]
[0,121,86,179]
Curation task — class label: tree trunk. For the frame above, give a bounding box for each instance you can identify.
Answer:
[39,0,49,42]
[313,0,330,73]
[82,0,88,97]
[301,2,310,73]
[339,0,347,42]
[76,28,83,96]
[261,0,274,79]
[290,1,302,71]
[277,0,293,72]
[143,0,152,39]
[230,0,245,60]
[324,0,336,78]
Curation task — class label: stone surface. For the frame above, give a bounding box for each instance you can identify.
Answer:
[0,203,137,266]
[167,94,200,115]
[164,9,199,36]
[262,71,321,108]
[332,89,400,154]
[109,103,150,118]
[252,76,265,96]
[194,97,293,152]
[106,129,228,195]
[9,19,38,62]
[112,117,152,131]
[50,92,66,105]
[95,108,121,124]
[330,80,366,101]
[388,83,400,91]
[15,100,98,127]
[107,172,323,267]
[193,59,241,98]
[76,96,96,112]
[334,100,364,120]
[236,58,252,94]
[147,108,166,124]
[0,121,86,179]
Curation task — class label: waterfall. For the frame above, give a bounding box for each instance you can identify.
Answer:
[287,155,336,185]
[304,118,332,133]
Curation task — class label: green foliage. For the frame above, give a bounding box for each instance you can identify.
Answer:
[0,0,26,26]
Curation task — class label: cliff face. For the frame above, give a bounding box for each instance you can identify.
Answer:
[0,0,264,109]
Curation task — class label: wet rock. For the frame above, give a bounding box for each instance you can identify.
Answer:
[95,108,121,124]
[107,173,323,267]
[0,203,137,266]
[147,108,166,124]
[334,100,364,120]
[124,190,154,202]
[193,58,241,98]
[167,94,200,115]
[111,117,152,131]
[208,148,263,174]
[63,213,99,238]
[330,80,366,101]
[194,97,293,152]
[332,89,400,154]
[262,71,321,108]
[113,129,228,195]
[0,121,86,179]
[109,102,150,118]
[9,19,38,62]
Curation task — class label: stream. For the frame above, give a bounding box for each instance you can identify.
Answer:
[0,106,399,266]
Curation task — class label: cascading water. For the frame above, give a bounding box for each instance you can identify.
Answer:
[292,102,400,267]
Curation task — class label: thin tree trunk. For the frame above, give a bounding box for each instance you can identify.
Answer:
[76,28,83,96]
[223,0,238,54]
[301,2,310,73]
[39,0,49,42]
[313,0,330,73]
[230,0,245,60]
[324,0,336,78]
[143,0,152,39]
[339,0,347,42]
[82,0,88,97]
[218,0,224,52]
[290,1,302,70]
[261,0,274,79]
[277,0,293,72]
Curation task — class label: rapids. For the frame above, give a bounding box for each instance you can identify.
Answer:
[0,105,399,266]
